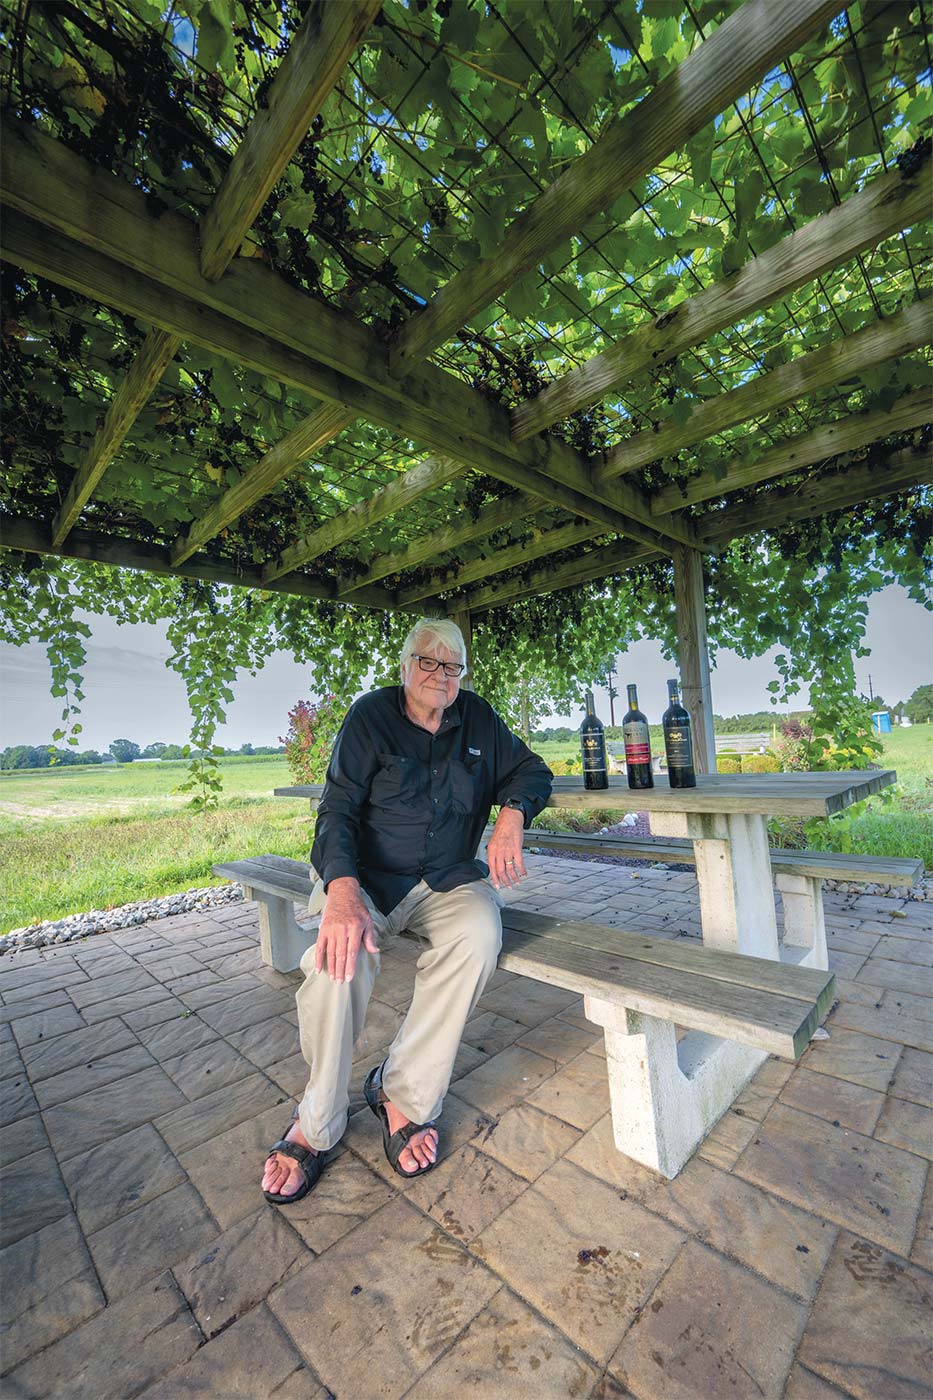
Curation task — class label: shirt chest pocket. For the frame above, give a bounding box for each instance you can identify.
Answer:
[370,753,422,810]
[449,756,484,815]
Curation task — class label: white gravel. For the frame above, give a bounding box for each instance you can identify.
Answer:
[0,884,244,954]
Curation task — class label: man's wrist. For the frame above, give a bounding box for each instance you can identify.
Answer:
[496,804,525,823]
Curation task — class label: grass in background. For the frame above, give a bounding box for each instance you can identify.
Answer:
[1,729,929,932]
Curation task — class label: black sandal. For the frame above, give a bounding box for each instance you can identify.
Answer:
[363,1060,438,1179]
[263,1117,325,1204]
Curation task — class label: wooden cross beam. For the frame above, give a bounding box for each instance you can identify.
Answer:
[49,0,380,554]
[389,0,842,375]
[511,150,933,441]
[651,388,933,514]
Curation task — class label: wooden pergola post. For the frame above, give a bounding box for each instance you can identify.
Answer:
[673,546,716,774]
[450,608,473,691]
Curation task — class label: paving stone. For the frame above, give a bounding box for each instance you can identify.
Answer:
[164,970,222,996]
[829,1000,933,1053]
[281,1151,397,1254]
[174,1205,310,1337]
[872,935,933,967]
[783,1367,851,1400]
[0,1145,72,1246]
[564,1115,676,1198]
[351,997,405,1062]
[9,1002,87,1048]
[0,986,72,1026]
[224,1015,299,1069]
[799,1026,902,1092]
[43,1064,188,1162]
[779,1067,886,1135]
[0,1213,104,1373]
[266,1051,311,1097]
[798,1231,933,1399]
[87,1181,219,1299]
[830,976,883,1007]
[462,1010,526,1057]
[60,1121,187,1234]
[889,1048,933,1108]
[405,1285,599,1399]
[0,957,82,992]
[828,947,867,978]
[1,969,89,1003]
[177,973,262,1010]
[0,1111,48,1168]
[874,1095,933,1160]
[138,1303,325,1399]
[404,1143,528,1243]
[881,989,933,1024]
[19,1016,137,1083]
[472,1102,582,1182]
[3,1270,202,1399]
[473,1157,683,1363]
[0,1070,37,1126]
[609,1239,807,1400]
[197,987,298,1036]
[826,928,882,956]
[695,1108,759,1170]
[162,1037,257,1100]
[68,965,161,1009]
[735,1102,926,1256]
[526,1050,611,1130]
[33,1043,155,1110]
[730,1055,795,1121]
[80,985,176,1024]
[179,1102,292,1230]
[155,1070,284,1155]
[476,978,580,1027]
[855,959,933,997]
[912,1169,933,1271]
[345,1090,494,1188]
[453,1045,561,1116]
[121,996,188,1031]
[449,1039,488,1081]
[140,953,208,983]
[136,940,207,965]
[515,1016,598,1063]
[136,1011,220,1060]
[269,1196,500,1400]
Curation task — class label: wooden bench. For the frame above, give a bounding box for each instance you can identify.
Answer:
[212,853,836,1178]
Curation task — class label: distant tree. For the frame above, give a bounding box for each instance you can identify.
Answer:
[905,684,933,724]
[142,742,167,759]
[158,744,187,760]
[75,749,103,764]
[109,739,141,763]
[238,742,255,755]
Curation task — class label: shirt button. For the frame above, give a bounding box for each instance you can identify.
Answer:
[432,769,438,775]
[432,797,438,804]
[428,831,434,838]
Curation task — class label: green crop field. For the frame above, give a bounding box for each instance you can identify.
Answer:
[1,728,930,934]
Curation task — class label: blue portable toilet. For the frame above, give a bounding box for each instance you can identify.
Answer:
[871,710,892,733]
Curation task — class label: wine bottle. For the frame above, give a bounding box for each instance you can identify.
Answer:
[662,678,697,788]
[580,690,609,790]
[623,683,654,789]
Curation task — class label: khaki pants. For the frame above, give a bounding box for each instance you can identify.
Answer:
[294,879,503,1150]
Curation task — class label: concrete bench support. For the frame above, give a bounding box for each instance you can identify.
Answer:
[584,996,767,1179]
[775,872,828,971]
[241,883,308,972]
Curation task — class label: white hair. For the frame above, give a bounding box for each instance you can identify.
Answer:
[399,617,467,679]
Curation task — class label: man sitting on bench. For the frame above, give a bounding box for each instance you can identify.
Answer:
[261,617,553,1202]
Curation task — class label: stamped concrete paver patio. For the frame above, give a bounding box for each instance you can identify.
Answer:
[1,856,930,1398]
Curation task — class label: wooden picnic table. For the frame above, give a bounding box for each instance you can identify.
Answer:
[274,768,895,969]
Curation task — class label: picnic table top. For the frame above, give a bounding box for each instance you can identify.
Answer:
[275,768,896,819]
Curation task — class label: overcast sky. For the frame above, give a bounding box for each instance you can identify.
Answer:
[1,584,930,750]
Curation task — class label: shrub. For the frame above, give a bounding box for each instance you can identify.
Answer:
[742,753,780,773]
[549,756,582,776]
[718,756,741,774]
[280,697,340,784]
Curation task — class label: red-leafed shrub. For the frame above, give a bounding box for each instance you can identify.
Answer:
[280,697,340,784]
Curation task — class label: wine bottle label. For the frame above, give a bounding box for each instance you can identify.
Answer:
[622,720,651,764]
[665,727,692,764]
[581,735,607,771]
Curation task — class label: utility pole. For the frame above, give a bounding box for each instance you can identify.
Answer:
[868,673,874,702]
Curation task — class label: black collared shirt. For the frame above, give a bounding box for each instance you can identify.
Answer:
[310,686,553,915]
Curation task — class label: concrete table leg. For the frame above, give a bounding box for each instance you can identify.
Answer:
[775,872,829,971]
[584,996,766,1179]
[649,809,780,958]
[242,886,310,972]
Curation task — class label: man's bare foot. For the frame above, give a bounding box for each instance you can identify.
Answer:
[384,1100,438,1172]
[261,1119,317,1198]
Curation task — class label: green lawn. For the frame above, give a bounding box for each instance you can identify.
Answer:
[1,729,929,934]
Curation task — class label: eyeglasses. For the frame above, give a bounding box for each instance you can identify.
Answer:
[410,654,466,678]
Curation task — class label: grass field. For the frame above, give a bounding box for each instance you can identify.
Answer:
[1,730,930,933]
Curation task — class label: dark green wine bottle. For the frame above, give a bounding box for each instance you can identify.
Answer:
[662,678,696,788]
[580,690,609,790]
[623,684,654,789]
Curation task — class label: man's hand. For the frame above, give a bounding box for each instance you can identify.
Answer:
[314,877,378,982]
[487,805,526,889]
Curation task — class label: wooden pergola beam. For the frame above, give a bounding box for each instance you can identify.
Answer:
[51,328,180,546]
[396,519,601,606]
[268,455,466,580]
[652,389,932,514]
[0,514,402,610]
[390,0,841,374]
[512,152,933,442]
[199,0,381,281]
[1,121,692,560]
[596,300,933,485]
[459,538,661,615]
